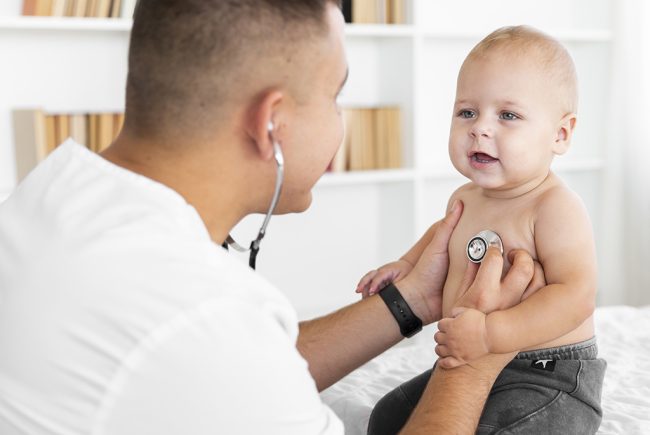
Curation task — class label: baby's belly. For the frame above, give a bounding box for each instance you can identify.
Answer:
[523,317,595,351]
[441,268,595,352]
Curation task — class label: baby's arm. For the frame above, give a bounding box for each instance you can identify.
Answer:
[357,193,462,297]
[436,186,597,365]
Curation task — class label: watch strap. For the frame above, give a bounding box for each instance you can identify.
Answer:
[378,283,423,338]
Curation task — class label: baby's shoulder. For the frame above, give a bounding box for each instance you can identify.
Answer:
[449,181,480,202]
[534,173,590,224]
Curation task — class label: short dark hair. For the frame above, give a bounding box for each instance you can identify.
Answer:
[125,0,341,141]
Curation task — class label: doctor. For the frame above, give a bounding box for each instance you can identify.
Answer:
[0,1,542,434]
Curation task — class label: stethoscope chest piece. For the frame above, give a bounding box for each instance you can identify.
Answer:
[466,230,503,263]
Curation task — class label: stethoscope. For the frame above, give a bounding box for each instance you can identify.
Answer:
[466,230,503,263]
[222,121,284,270]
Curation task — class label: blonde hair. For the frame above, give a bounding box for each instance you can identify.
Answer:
[465,25,578,114]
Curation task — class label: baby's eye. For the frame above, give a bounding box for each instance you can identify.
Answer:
[500,111,519,121]
[458,110,476,119]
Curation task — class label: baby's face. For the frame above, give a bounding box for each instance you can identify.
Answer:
[448,52,566,196]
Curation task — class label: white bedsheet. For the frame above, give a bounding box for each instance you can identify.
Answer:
[321,305,650,435]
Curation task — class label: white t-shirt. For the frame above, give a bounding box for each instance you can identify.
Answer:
[0,140,343,435]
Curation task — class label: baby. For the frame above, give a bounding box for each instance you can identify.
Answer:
[359,26,607,434]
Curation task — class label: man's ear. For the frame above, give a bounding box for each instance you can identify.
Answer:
[245,90,284,160]
[553,113,577,156]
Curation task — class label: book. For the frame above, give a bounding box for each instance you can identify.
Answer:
[35,0,54,16]
[22,0,38,15]
[389,0,406,24]
[88,113,99,151]
[110,0,122,18]
[51,0,67,16]
[54,114,70,146]
[85,0,97,17]
[345,108,377,171]
[72,0,87,17]
[70,114,88,146]
[375,107,402,169]
[352,0,379,24]
[12,109,47,181]
[95,0,112,17]
[120,0,137,18]
[44,114,57,154]
[374,108,389,169]
[97,113,114,152]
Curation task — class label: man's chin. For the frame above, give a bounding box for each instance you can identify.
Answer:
[273,192,313,215]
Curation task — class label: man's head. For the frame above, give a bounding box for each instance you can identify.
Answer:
[117,0,348,222]
[125,0,341,142]
[448,26,579,196]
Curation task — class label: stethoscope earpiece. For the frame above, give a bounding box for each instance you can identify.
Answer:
[223,119,284,270]
[466,230,503,263]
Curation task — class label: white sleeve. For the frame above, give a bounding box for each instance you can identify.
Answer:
[94,299,343,435]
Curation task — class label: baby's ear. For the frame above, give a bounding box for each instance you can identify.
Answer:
[553,113,577,155]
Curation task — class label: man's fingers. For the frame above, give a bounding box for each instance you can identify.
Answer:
[502,249,534,298]
[457,260,480,297]
[473,246,504,288]
[521,260,546,300]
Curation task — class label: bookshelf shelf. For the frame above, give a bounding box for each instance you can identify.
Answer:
[344,24,415,38]
[0,18,419,37]
[318,168,416,187]
[418,28,613,43]
[0,16,131,31]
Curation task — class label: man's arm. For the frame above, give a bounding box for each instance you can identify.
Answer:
[401,247,542,433]
[401,353,514,434]
[298,201,464,391]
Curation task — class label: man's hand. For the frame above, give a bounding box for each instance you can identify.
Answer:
[434,247,547,369]
[396,200,463,325]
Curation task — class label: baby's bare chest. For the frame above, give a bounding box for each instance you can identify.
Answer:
[442,197,538,316]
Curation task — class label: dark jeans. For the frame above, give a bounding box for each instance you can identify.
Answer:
[367,337,606,435]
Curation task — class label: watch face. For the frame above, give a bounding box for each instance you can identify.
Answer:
[467,237,487,263]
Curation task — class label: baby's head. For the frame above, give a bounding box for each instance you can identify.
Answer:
[448,25,578,196]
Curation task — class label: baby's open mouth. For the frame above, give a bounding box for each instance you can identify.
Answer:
[470,152,498,163]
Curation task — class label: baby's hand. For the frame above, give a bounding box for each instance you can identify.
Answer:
[355,260,414,299]
[434,308,490,369]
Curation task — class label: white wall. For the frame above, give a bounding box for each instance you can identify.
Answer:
[1,0,644,320]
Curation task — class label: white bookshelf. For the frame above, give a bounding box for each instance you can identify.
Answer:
[0,0,616,318]
[0,16,132,31]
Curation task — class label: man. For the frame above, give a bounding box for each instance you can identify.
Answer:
[0,1,540,433]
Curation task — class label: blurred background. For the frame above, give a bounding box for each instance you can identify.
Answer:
[0,0,648,321]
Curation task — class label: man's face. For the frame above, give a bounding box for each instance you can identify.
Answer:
[274,4,348,213]
[448,52,565,196]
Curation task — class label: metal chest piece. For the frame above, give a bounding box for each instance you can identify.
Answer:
[466,230,503,263]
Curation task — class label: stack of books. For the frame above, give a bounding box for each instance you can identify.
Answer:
[342,0,407,24]
[331,106,403,172]
[21,0,137,18]
[13,109,124,180]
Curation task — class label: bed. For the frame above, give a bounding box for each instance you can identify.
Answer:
[321,305,650,434]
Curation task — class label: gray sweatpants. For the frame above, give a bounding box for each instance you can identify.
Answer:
[367,337,606,435]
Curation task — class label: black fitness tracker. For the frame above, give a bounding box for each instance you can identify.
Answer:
[378,283,423,338]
